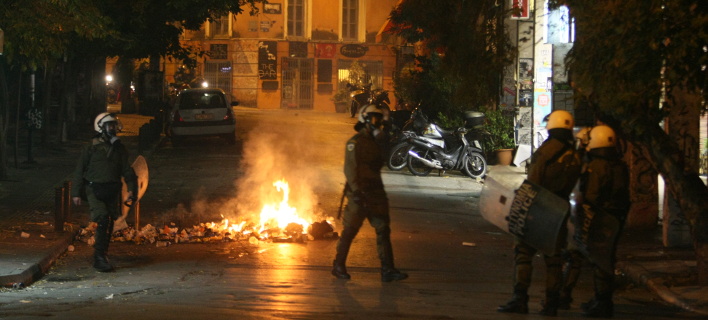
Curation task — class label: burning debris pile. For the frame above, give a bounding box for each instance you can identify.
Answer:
[76,179,338,246]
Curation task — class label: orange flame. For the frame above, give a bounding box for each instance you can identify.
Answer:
[258,179,309,233]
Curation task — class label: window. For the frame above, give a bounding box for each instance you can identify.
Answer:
[287,0,305,37]
[342,0,359,41]
[337,60,384,90]
[209,14,231,38]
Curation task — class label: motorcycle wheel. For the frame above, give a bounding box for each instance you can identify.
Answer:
[349,102,358,118]
[463,151,487,178]
[387,141,410,171]
[407,146,434,176]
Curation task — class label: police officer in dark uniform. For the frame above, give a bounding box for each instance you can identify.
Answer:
[331,105,408,282]
[498,110,582,316]
[72,113,137,272]
[576,125,629,318]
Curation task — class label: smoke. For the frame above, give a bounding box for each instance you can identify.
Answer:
[220,121,337,224]
[160,116,344,230]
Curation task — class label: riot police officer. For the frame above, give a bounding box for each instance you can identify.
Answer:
[498,110,582,316]
[72,113,137,272]
[577,125,630,318]
[332,105,408,282]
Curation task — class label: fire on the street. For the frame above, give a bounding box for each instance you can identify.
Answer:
[79,179,337,246]
[258,179,309,233]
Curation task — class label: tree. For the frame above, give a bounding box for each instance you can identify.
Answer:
[387,0,515,119]
[549,0,708,283]
[0,0,262,179]
[0,0,112,179]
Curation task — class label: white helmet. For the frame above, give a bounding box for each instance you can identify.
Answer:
[357,104,390,124]
[586,125,616,150]
[546,110,574,130]
[94,112,123,133]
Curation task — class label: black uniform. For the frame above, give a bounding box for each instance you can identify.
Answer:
[332,125,407,282]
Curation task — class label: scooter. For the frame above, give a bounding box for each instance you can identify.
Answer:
[406,119,487,179]
[386,106,429,171]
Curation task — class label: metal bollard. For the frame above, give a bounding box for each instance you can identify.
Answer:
[54,187,65,232]
[63,181,72,222]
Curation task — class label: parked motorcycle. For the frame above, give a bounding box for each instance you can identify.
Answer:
[405,113,487,178]
[348,82,392,115]
[348,83,372,118]
[386,106,429,171]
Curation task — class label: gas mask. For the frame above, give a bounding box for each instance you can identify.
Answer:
[102,122,120,144]
[366,114,384,137]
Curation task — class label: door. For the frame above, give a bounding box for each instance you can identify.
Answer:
[204,61,232,94]
[281,58,313,109]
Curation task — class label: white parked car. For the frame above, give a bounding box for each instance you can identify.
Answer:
[168,88,238,145]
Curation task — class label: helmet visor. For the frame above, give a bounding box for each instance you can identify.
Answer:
[367,112,384,128]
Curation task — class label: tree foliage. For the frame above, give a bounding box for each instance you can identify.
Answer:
[1,0,113,69]
[0,0,263,179]
[388,0,515,120]
[550,0,708,282]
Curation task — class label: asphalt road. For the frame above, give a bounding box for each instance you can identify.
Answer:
[0,109,702,319]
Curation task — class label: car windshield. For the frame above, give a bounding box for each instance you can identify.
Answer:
[179,92,225,110]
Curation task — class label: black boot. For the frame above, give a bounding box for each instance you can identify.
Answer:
[381,267,408,282]
[93,252,114,272]
[331,260,350,279]
[539,293,560,316]
[582,298,613,318]
[93,217,114,272]
[497,293,529,314]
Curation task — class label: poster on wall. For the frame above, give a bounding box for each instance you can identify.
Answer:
[260,21,271,32]
[511,0,530,19]
[264,3,281,14]
[316,43,336,59]
[258,41,277,80]
[517,106,533,145]
[519,58,533,78]
[519,90,533,107]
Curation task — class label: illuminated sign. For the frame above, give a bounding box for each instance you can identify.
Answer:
[340,44,368,58]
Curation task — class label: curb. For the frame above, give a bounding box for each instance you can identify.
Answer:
[0,230,78,288]
[617,261,708,316]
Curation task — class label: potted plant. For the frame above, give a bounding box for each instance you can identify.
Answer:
[331,81,351,113]
[483,108,516,165]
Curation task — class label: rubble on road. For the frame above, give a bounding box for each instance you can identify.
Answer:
[75,220,338,246]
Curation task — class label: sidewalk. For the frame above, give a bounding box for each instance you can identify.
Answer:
[1,123,707,316]
[0,113,156,288]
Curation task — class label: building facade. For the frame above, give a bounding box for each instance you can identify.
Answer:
[166,0,401,111]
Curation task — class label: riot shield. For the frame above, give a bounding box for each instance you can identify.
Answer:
[480,174,570,256]
[114,156,148,231]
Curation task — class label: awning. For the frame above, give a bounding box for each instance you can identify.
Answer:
[375,0,405,43]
